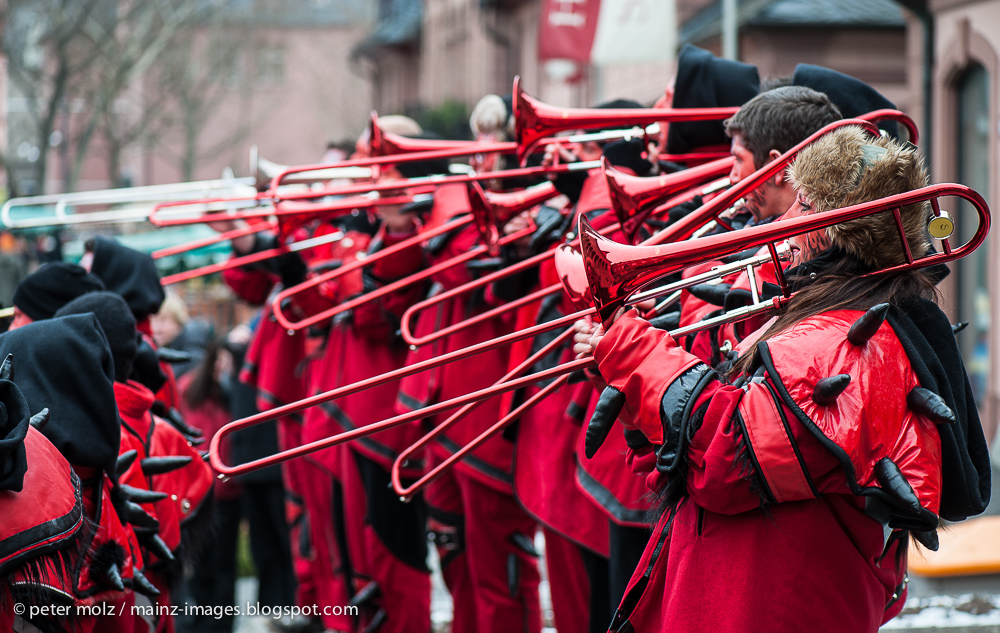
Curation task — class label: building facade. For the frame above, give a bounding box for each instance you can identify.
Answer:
[920,0,1000,441]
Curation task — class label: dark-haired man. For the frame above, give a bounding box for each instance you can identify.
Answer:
[724,85,842,225]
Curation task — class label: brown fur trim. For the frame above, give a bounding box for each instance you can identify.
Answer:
[787,126,931,269]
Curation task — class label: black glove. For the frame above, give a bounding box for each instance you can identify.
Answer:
[277,251,308,289]
[551,171,588,205]
[603,138,653,177]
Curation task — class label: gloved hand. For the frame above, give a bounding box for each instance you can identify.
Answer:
[603,137,653,177]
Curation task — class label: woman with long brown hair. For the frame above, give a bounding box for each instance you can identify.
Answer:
[573,126,991,632]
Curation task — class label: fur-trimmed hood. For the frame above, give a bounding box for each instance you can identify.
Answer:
[786,126,931,269]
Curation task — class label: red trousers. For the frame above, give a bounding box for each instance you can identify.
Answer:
[278,419,322,610]
[424,451,542,633]
[299,411,354,632]
[339,446,432,633]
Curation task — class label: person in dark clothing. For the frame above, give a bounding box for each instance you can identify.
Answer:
[178,321,296,633]
[152,291,213,379]
[9,261,105,330]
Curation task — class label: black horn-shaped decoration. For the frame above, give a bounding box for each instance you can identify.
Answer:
[952,321,969,335]
[585,386,626,459]
[151,401,204,439]
[907,387,956,425]
[363,609,388,633]
[132,567,161,597]
[29,408,49,431]
[156,347,193,364]
[121,483,168,503]
[874,457,923,516]
[125,501,160,531]
[812,375,852,406]
[846,303,890,346]
[104,563,125,592]
[913,530,940,551]
[140,455,192,476]
[140,533,175,563]
[349,581,381,608]
[117,450,138,476]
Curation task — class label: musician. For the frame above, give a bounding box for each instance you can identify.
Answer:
[393,102,544,633]
[8,260,105,330]
[574,126,991,631]
[0,315,150,633]
[55,291,214,633]
[0,381,91,633]
[570,52,763,620]
[510,97,668,633]
[309,152,451,633]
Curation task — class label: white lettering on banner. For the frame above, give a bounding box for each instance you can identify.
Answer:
[548,0,588,28]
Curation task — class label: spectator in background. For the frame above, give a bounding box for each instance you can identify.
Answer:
[177,319,298,633]
[177,336,242,633]
[321,141,347,165]
[152,291,213,379]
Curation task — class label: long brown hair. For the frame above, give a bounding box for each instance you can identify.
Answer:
[183,337,226,409]
[728,255,939,377]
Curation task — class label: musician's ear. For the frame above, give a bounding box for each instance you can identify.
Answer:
[768,149,785,185]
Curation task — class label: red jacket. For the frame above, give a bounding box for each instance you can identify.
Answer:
[512,193,611,552]
[566,173,653,525]
[304,224,426,476]
[116,381,214,560]
[397,220,519,492]
[594,311,941,632]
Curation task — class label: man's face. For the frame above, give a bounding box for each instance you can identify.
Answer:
[728,134,757,185]
[9,307,32,331]
[729,134,788,223]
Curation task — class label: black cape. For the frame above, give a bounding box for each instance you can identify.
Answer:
[888,298,991,521]
[0,315,120,478]
[666,44,760,155]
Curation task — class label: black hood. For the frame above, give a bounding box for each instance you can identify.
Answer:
[792,64,899,139]
[12,261,106,321]
[666,44,760,155]
[0,315,120,477]
[90,236,165,322]
[888,298,991,521]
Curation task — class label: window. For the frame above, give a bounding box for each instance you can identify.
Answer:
[256,45,285,85]
[956,63,991,406]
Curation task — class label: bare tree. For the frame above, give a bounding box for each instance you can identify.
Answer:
[65,0,206,189]
[148,23,267,181]
[2,0,275,195]
[2,0,108,195]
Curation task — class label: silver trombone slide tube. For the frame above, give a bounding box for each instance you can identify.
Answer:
[1,177,257,229]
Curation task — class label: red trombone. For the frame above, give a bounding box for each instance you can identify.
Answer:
[208,118,913,477]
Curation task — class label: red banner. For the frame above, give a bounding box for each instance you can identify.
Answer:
[538,0,602,63]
